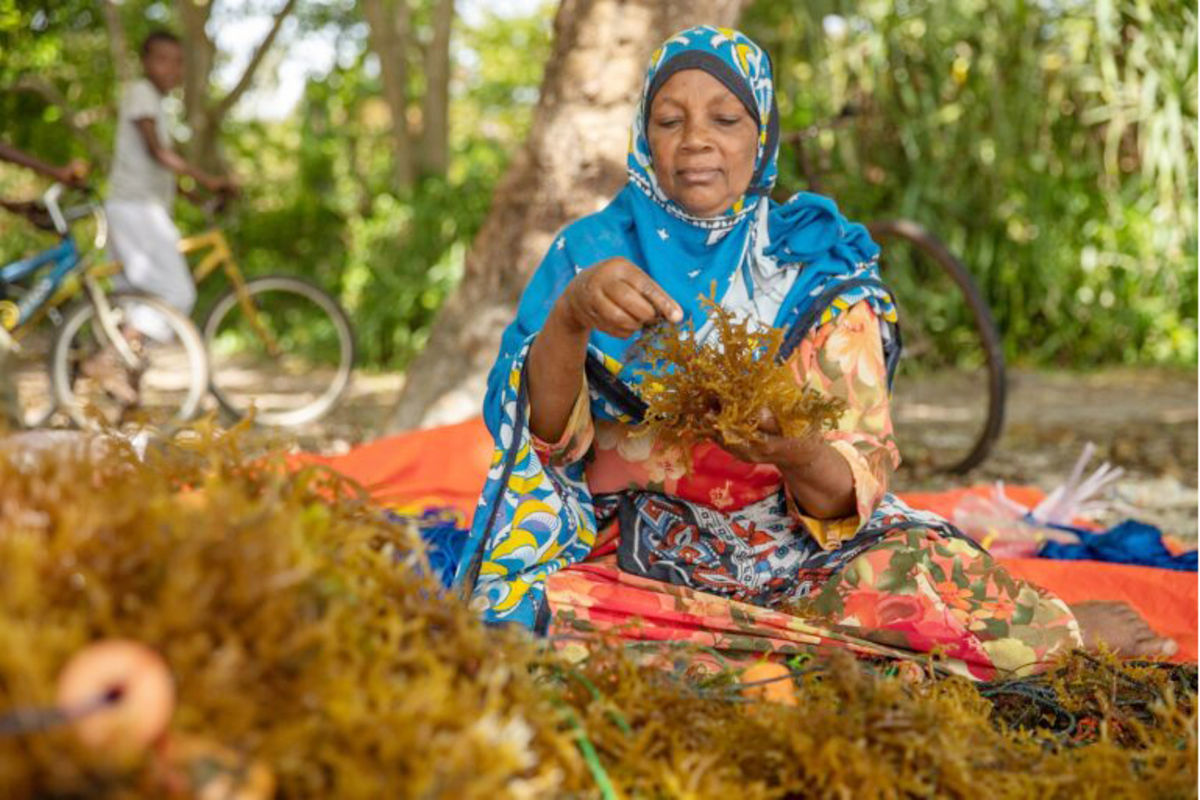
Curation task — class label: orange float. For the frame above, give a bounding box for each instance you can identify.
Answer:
[739,661,798,706]
[55,639,175,761]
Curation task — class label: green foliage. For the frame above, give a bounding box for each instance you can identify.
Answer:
[204,6,551,368]
[1,0,552,370]
[0,0,109,167]
[743,0,1198,366]
[1,0,1192,369]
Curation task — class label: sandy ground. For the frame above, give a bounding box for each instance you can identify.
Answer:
[895,368,1198,542]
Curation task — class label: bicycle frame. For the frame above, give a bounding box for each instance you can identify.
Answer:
[179,229,236,285]
[179,228,281,355]
[1,185,136,367]
[82,228,241,301]
[0,237,80,334]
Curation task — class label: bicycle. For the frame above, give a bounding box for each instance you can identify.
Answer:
[175,198,355,428]
[778,107,1007,475]
[1,184,209,429]
[5,186,357,429]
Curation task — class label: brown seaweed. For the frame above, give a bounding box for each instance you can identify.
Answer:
[0,426,1194,799]
[633,293,846,449]
[0,426,579,798]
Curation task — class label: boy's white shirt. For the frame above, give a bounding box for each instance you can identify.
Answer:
[108,78,175,208]
[105,79,194,339]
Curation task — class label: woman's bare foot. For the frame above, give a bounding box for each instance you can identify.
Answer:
[1071,601,1178,658]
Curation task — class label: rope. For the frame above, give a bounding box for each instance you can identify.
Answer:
[0,686,122,737]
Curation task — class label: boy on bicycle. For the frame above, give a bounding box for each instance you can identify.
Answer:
[106,30,235,341]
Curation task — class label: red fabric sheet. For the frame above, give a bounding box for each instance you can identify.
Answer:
[305,417,1197,662]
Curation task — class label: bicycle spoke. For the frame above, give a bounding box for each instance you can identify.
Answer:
[54,296,209,430]
[205,277,353,427]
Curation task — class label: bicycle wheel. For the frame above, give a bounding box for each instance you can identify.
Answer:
[866,220,1006,475]
[51,292,209,429]
[203,276,354,427]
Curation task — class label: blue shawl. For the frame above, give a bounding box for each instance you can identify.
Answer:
[455,26,898,630]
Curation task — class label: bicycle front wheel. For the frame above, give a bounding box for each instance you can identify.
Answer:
[203,276,354,427]
[51,292,210,430]
[867,220,1006,475]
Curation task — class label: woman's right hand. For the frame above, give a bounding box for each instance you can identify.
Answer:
[556,257,683,339]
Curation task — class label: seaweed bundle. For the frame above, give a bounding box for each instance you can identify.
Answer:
[0,426,580,798]
[633,295,845,448]
[0,427,1194,799]
[551,645,1196,799]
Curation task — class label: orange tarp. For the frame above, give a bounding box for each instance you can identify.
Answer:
[303,417,1197,662]
[301,417,493,520]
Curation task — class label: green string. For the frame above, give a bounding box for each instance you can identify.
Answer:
[547,663,635,737]
[561,707,618,800]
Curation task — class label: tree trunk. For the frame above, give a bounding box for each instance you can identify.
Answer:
[419,0,455,176]
[386,0,746,432]
[176,0,297,173]
[176,0,218,169]
[363,0,415,188]
[101,0,133,86]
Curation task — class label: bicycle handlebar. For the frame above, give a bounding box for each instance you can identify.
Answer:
[42,183,67,233]
[196,188,238,225]
[40,183,107,249]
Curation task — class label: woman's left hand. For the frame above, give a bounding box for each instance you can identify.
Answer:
[717,408,823,470]
[720,407,857,520]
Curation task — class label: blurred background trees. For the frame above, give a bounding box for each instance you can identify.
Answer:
[0,0,1194,408]
[749,0,1196,368]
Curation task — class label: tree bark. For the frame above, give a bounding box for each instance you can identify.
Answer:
[176,0,217,168]
[418,0,455,176]
[176,0,297,173]
[214,0,299,120]
[362,0,415,188]
[101,0,133,86]
[386,0,747,432]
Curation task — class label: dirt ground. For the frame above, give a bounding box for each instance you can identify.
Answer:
[286,366,1197,541]
[10,359,1196,541]
[896,368,1198,542]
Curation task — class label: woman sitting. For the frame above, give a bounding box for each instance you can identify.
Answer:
[455,26,1175,679]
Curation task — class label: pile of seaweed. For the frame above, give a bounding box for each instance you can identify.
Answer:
[0,426,577,798]
[0,427,1194,799]
[549,646,1197,799]
[633,295,845,448]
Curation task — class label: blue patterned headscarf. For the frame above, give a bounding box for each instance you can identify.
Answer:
[488,25,892,391]
[629,26,782,219]
[461,26,897,629]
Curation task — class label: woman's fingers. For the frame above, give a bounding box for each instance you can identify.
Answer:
[633,277,683,323]
[604,281,659,326]
[588,293,642,338]
[604,258,683,323]
[756,408,782,435]
[570,257,685,338]
[718,430,776,464]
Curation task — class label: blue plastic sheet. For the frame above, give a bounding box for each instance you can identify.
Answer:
[386,507,467,588]
[1038,519,1198,572]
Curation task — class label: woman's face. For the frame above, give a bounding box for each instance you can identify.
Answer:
[647,69,759,218]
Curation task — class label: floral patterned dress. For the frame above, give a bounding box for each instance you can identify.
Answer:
[534,301,1082,680]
